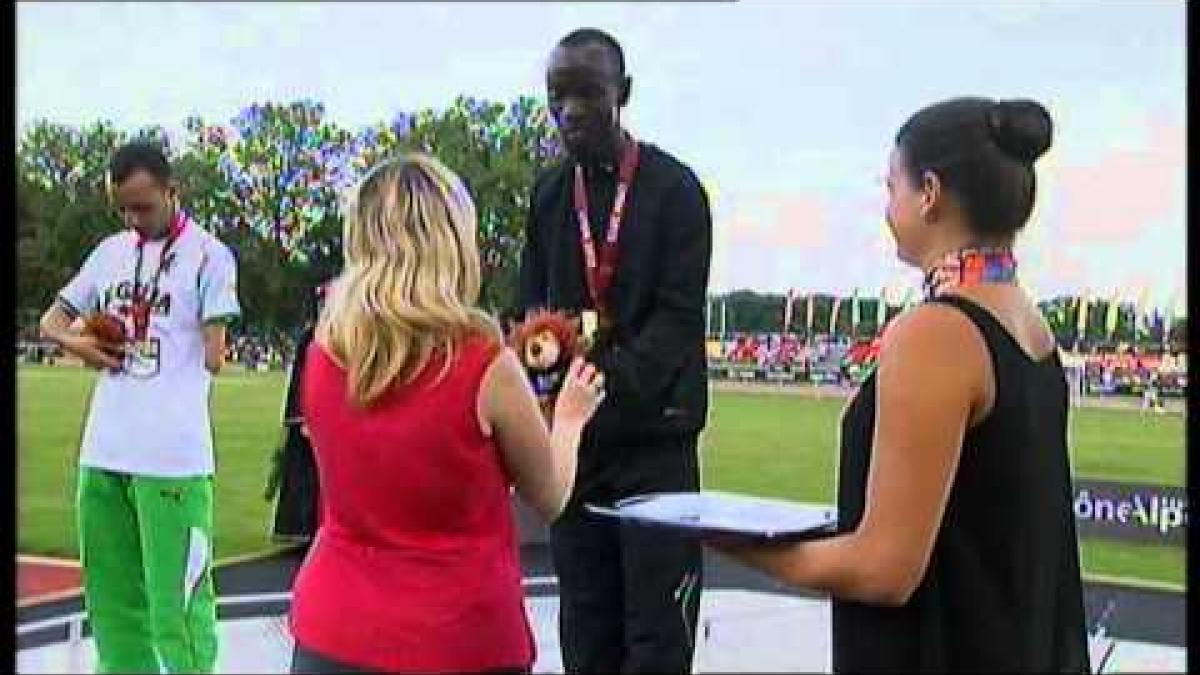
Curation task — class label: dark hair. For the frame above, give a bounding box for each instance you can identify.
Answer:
[895,97,1053,239]
[558,27,625,79]
[109,141,172,186]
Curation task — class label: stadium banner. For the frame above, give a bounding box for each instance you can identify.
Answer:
[519,480,1185,546]
[1072,479,1186,546]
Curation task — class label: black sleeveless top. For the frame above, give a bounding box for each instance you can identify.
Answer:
[833,295,1090,673]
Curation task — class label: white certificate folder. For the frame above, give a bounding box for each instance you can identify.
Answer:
[585,491,838,542]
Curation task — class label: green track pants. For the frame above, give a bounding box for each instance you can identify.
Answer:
[77,467,218,674]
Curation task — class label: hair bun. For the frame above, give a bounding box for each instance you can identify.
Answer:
[986,99,1053,163]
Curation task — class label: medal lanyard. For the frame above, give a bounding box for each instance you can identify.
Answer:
[131,211,186,340]
[573,133,640,313]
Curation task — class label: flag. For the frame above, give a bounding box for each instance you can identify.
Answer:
[849,288,860,335]
[876,286,888,332]
[1163,289,1179,346]
[1077,292,1090,337]
[830,295,843,336]
[1105,290,1121,338]
[783,289,795,333]
[1134,287,1151,337]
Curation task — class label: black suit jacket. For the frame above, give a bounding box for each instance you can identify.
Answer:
[517,141,712,443]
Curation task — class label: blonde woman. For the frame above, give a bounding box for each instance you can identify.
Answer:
[288,154,606,674]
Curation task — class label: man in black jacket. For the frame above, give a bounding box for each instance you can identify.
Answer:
[268,283,326,547]
[518,28,712,673]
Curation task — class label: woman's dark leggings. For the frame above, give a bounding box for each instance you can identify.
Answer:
[290,643,529,674]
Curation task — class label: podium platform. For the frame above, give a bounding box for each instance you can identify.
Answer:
[15,501,1187,673]
[14,585,1186,674]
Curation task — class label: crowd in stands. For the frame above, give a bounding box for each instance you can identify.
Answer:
[15,327,292,373]
[707,333,878,385]
[1062,347,1186,398]
[708,332,1187,398]
[15,322,1187,400]
[227,334,288,371]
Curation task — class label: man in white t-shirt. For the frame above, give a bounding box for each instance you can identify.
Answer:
[39,141,240,674]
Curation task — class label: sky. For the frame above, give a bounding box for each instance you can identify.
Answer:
[16,1,1187,309]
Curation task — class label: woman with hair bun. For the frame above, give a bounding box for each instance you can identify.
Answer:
[708,98,1090,672]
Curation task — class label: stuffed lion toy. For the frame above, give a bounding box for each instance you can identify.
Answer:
[508,308,585,420]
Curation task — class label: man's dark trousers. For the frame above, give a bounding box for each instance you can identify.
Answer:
[551,432,703,673]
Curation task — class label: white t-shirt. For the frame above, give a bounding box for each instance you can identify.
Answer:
[58,214,241,477]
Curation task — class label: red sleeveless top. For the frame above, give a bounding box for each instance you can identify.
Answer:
[289,335,534,672]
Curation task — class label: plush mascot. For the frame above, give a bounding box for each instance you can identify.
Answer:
[508,309,586,420]
[82,312,128,357]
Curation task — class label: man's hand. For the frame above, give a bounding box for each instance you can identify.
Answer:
[203,322,228,374]
[40,304,125,372]
[66,333,127,372]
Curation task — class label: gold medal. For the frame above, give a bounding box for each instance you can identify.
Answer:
[581,310,599,348]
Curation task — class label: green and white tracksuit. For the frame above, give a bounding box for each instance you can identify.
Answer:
[78,469,217,673]
[57,214,241,674]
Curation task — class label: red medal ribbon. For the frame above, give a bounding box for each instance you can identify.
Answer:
[131,211,187,341]
[573,133,640,316]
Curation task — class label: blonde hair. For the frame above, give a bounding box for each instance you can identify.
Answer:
[317,153,500,407]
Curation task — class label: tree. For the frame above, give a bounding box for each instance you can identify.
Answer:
[13,95,648,342]
[180,101,362,340]
[16,121,127,319]
[184,101,355,260]
[397,95,562,312]
[176,96,562,334]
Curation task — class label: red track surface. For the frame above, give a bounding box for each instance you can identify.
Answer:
[17,556,83,605]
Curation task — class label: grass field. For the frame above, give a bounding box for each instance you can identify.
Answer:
[17,364,1186,587]
[702,392,1186,589]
